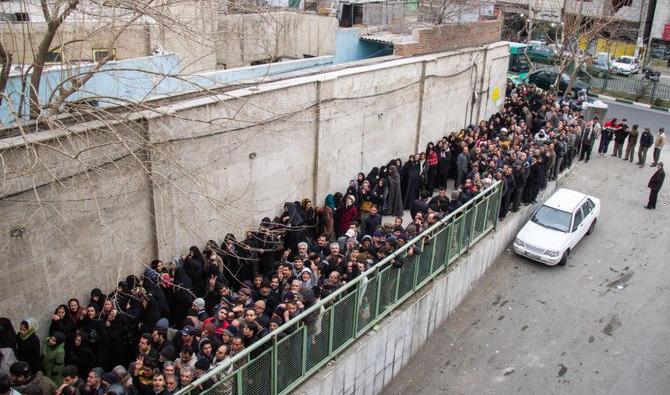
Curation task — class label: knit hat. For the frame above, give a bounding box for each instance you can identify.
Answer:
[193,298,205,310]
[101,372,119,384]
[52,331,66,345]
[282,291,296,302]
[160,346,176,361]
[155,318,169,330]
[222,327,237,337]
[194,357,210,371]
[9,361,30,377]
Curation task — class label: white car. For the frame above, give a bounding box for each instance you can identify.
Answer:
[513,188,600,266]
[611,56,640,76]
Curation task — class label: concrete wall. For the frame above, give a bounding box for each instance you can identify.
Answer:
[0,42,509,335]
[0,121,155,326]
[293,178,562,395]
[148,42,509,259]
[214,12,338,68]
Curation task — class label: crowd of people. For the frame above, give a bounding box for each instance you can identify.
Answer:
[3,81,656,395]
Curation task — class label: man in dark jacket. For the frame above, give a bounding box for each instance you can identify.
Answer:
[360,205,382,237]
[624,124,639,162]
[637,128,654,168]
[645,162,665,209]
[579,122,597,163]
[612,119,628,158]
[512,157,529,212]
[456,146,469,188]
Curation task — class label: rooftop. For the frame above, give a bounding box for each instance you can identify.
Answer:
[544,188,589,212]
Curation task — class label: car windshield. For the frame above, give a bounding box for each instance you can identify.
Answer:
[561,73,571,82]
[617,57,632,64]
[531,205,572,232]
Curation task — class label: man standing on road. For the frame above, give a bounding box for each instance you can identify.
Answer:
[651,128,665,167]
[637,128,654,168]
[579,121,597,163]
[645,162,665,209]
[612,118,628,158]
[623,124,638,162]
[599,118,616,156]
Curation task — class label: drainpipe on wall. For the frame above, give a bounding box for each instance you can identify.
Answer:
[475,45,490,123]
[312,80,322,204]
[414,60,427,153]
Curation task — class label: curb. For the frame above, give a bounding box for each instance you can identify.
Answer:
[588,93,670,112]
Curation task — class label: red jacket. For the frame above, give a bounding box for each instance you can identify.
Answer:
[427,150,438,167]
[339,205,358,234]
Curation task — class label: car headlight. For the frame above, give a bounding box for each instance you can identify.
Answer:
[514,238,525,247]
[545,249,560,257]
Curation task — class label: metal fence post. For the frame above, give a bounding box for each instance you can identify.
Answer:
[328,307,335,354]
[302,325,308,376]
[428,226,438,273]
[351,286,360,338]
[651,81,657,105]
[444,221,452,267]
[272,338,278,395]
[493,185,501,230]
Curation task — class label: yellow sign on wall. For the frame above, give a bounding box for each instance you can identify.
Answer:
[491,86,500,103]
[579,38,636,58]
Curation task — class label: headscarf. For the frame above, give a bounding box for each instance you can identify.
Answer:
[325,194,335,210]
[299,267,316,289]
[366,167,379,184]
[0,317,17,349]
[388,165,401,185]
[19,317,38,340]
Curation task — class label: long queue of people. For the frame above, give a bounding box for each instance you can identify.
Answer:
[2,82,599,395]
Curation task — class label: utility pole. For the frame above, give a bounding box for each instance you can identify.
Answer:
[635,0,647,59]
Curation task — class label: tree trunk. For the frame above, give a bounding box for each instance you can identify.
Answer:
[28,24,61,118]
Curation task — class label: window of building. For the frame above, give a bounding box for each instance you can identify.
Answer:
[46,49,62,62]
[92,48,116,62]
[612,0,632,11]
[14,12,29,21]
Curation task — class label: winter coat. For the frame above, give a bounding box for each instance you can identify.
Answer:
[17,333,42,375]
[42,342,65,385]
[13,371,57,395]
[386,166,404,217]
[338,205,358,235]
[66,336,95,379]
[648,169,665,190]
[640,131,653,148]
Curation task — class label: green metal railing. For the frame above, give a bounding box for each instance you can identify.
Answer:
[178,181,502,395]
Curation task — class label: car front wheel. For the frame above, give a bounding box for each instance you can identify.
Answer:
[558,249,570,266]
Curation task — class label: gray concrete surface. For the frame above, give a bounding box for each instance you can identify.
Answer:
[382,106,670,395]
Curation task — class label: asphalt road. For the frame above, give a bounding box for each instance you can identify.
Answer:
[600,101,669,131]
[382,105,670,395]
